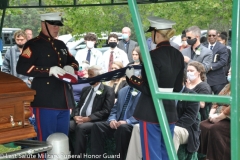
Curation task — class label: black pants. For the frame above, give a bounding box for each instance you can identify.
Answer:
[211,83,227,95]
[91,122,133,160]
[69,120,95,157]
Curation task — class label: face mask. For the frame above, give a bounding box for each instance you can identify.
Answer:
[17,44,24,48]
[122,34,129,40]
[109,42,117,48]
[187,72,197,81]
[227,75,231,82]
[187,38,197,46]
[86,41,94,49]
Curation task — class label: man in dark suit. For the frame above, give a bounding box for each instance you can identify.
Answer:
[69,65,115,156]
[181,26,213,73]
[203,29,229,94]
[91,86,141,160]
[117,27,138,62]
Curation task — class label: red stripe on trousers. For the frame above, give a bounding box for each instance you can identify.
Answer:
[36,108,42,141]
[143,121,150,160]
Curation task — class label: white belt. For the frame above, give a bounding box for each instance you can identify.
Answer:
[158,88,173,92]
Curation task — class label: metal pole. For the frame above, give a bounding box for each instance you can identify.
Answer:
[230,0,240,159]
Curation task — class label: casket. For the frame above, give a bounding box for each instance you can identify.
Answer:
[0,72,36,144]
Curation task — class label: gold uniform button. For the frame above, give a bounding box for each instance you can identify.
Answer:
[48,55,50,57]
[138,82,140,84]
[59,64,62,66]
[46,69,49,71]
[58,52,60,54]
[59,58,61,60]
[36,68,38,70]
[134,80,136,82]
[41,68,43,70]
[52,43,54,45]
[55,47,57,50]
[48,38,50,41]
[47,82,49,84]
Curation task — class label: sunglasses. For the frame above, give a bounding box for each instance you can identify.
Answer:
[208,35,216,37]
[187,37,193,40]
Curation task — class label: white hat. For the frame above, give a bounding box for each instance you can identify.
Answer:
[40,12,64,26]
[146,16,176,32]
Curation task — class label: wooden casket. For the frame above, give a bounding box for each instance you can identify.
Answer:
[0,72,36,144]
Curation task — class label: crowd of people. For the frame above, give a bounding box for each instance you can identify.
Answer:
[0,12,232,160]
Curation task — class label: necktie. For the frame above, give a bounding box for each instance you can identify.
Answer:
[81,88,94,116]
[108,51,114,72]
[124,42,129,54]
[210,46,213,50]
[119,87,133,120]
[86,49,91,63]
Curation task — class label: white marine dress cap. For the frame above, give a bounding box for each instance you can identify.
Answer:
[146,16,176,32]
[40,12,64,26]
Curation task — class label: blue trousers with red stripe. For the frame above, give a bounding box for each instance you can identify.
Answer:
[33,108,70,141]
[139,120,175,160]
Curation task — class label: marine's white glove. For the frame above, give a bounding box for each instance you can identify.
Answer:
[125,67,134,78]
[49,66,66,78]
[63,65,75,74]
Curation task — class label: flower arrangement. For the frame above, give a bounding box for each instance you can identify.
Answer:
[96,89,103,95]
[131,89,138,96]
[195,48,201,56]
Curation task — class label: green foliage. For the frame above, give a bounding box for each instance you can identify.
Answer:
[0,0,233,40]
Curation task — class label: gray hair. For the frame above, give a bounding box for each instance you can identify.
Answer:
[186,26,201,37]
[81,60,90,70]
[88,65,103,76]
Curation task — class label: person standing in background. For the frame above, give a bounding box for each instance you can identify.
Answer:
[24,28,33,40]
[2,30,31,87]
[117,27,138,62]
[75,33,103,68]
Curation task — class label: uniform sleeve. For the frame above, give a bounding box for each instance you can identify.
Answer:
[67,50,79,71]
[126,68,151,96]
[173,54,184,92]
[16,42,51,77]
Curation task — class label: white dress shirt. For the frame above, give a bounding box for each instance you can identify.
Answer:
[79,83,101,116]
[75,48,103,68]
[208,42,216,50]
[102,47,129,73]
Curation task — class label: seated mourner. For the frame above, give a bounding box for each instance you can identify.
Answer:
[198,68,231,160]
[90,85,141,160]
[126,76,200,159]
[69,65,115,157]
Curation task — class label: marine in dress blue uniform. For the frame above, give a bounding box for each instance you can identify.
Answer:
[125,16,184,160]
[16,12,79,141]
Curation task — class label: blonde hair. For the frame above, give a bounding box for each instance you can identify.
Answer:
[157,28,175,40]
[14,30,27,40]
[107,61,125,93]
